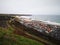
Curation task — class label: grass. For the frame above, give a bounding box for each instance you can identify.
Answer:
[0,27,44,45]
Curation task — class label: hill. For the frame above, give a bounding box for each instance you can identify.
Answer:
[0,26,44,45]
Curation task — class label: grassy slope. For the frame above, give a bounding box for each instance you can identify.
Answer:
[0,27,44,45]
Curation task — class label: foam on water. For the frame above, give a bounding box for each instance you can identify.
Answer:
[44,21,60,26]
[16,16,60,26]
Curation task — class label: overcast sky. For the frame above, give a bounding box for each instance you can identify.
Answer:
[0,0,60,15]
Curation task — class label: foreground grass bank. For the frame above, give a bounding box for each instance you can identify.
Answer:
[0,27,44,45]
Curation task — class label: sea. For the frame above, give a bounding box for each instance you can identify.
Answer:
[30,15,60,23]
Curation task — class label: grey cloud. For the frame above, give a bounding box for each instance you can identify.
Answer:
[0,0,60,15]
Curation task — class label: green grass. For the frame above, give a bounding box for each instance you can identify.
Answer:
[0,27,44,45]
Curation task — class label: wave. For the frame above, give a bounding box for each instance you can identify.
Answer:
[44,21,60,26]
[15,16,60,26]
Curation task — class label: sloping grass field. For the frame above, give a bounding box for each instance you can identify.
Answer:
[0,26,44,45]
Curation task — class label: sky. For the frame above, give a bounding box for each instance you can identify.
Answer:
[0,0,60,15]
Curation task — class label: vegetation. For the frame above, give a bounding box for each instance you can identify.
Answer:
[0,27,44,45]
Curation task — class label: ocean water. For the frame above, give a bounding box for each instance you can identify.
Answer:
[30,15,60,23]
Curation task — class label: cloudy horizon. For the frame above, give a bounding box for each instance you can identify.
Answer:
[0,0,60,15]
